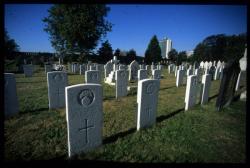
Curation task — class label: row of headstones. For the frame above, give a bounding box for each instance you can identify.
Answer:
[66,66,212,157]
[47,66,163,110]
[167,60,225,74]
[45,64,66,74]
[4,66,245,158]
[174,64,225,87]
[67,63,105,74]
[65,77,160,157]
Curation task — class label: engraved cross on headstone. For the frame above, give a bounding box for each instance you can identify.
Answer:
[79,119,94,144]
[145,107,152,124]
[54,88,64,106]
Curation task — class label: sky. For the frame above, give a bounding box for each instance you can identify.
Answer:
[4,4,247,56]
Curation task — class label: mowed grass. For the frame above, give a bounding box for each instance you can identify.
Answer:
[4,65,246,162]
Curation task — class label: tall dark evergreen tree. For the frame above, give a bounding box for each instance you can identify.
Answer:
[168,49,178,63]
[144,35,162,64]
[177,51,187,65]
[127,49,137,63]
[97,40,113,63]
[114,48,121,57]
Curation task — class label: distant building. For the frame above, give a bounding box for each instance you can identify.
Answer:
[186,50,194,58]
[159,37,172,59]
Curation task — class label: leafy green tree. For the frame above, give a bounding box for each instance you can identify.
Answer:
[144,35,161,64]
[97,40,113,63]
[4,30,20,60]
[193,33,246,62]
[223,33,246,61]
[43,4,112,61]
[177,51,187,65]
[168,49,178,63]
[114,48,121,57]
[127,49,137,63]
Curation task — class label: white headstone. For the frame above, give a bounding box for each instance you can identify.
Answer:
[140,64,145,70]
[45,64,52,74]
[214,67,220,80]
[194,68,202,82]
[4,73,19,118]
[47,71,68,109]
[23,64,33,77]
[200,73,212,105]
[175,66,179,77]
[115,70,128,98]
[217,60,221,68]
[185,75,198,111]
[80,64,86,75]
[129,60,140,81]
[157,65,162,70]
[213,61,216,67]
[168,65,171,74]
[145,65,150,75]
[151,64,156,71]
[90,65,96,71]
[240,90,246,101]
[204,61,209,69]
[119,64,126,70]
[186,68,193,76]
[235,71,245,91]
[176,69,184,87]
[137,79,160,130]
[208,61,213,68]
[239,47,247,71]
[65,84,103,157]
[138,69,148,81]
[152,69,161,80]
[200,61,204,68]
[85,70,101,84]
[104,61,113,78]
[219,66,224,80]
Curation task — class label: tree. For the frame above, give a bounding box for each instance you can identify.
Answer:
[144,35,161,64]
[168,49,178,63]
[43,4,112,61]
[177,51,187,65]
[4,30,20,59]
[127,49,137,63]
[97,40,113,63]
[114,48,121,57]
[193,33,246,62]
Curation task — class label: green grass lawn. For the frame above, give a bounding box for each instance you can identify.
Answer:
[4,65,246,162]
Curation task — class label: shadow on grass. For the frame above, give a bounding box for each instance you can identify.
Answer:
[127,91,137,97]
[156,108,185,123]
[159,85,176,91]
[20,107,49,114]
[17,81,46,83]
[103,108,186,145]
[208,94,218,101]
[103,96,115,101]
[103,127,136,145]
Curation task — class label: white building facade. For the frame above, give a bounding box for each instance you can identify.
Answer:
[186,50,194,58]
[159,37,172,59]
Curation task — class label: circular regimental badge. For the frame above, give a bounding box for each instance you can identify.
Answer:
[146,83,155,94]
[120,71,126,78]
[53,73,63,82]
[78,89,94,106]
